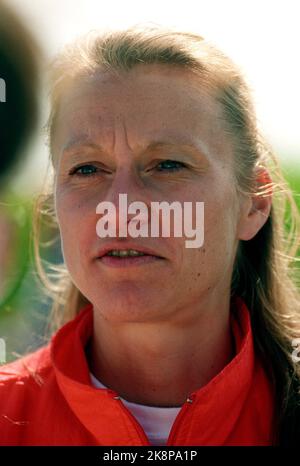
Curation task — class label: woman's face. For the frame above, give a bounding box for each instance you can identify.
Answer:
[53,64,246,323]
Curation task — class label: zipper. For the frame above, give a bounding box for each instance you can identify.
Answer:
[166,394,195,445]
[107,390,151,446]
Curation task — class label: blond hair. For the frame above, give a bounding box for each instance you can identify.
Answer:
[34,25,300,445]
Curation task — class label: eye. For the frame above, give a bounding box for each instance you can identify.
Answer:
[155,160,186,172]
[69,164,99,177]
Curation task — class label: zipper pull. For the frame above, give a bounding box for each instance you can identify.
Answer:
[186,393,196,403]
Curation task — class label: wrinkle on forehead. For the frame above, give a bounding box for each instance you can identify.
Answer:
[52,65,234,169]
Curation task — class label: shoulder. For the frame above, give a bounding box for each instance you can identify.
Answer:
[0,343,52,384]
[0,343,63,445]
[0,343,55,414]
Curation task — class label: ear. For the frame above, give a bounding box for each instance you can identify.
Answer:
[237,167,273,241]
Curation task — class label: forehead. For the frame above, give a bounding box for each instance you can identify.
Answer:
[52,65,232,161]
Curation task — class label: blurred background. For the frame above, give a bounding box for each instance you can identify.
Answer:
[0,0,299,362]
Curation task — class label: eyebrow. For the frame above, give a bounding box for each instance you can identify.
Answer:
[62,138,209,161]
[62,138,103,154]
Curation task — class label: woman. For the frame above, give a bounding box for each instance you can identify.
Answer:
[0,25,299,446]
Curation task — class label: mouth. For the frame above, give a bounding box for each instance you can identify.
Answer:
[97,247,165,268]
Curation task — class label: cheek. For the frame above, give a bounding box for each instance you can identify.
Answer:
[55,189,98,270]
[185,180,238,247]
[180,186,239,280]
[203,194,239,273]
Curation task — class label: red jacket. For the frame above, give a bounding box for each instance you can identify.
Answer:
[0,296,275,445]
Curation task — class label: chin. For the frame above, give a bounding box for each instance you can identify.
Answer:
[91,293,162,323]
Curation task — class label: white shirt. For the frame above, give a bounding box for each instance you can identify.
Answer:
[90,373,182,446]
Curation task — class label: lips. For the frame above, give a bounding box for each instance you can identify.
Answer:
[97,242,165,259]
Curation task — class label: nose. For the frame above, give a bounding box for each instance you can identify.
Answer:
[107,164,146,205]
[97,164,151,238]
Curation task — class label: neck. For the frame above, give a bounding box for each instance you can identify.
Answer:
[87,293,235,407]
